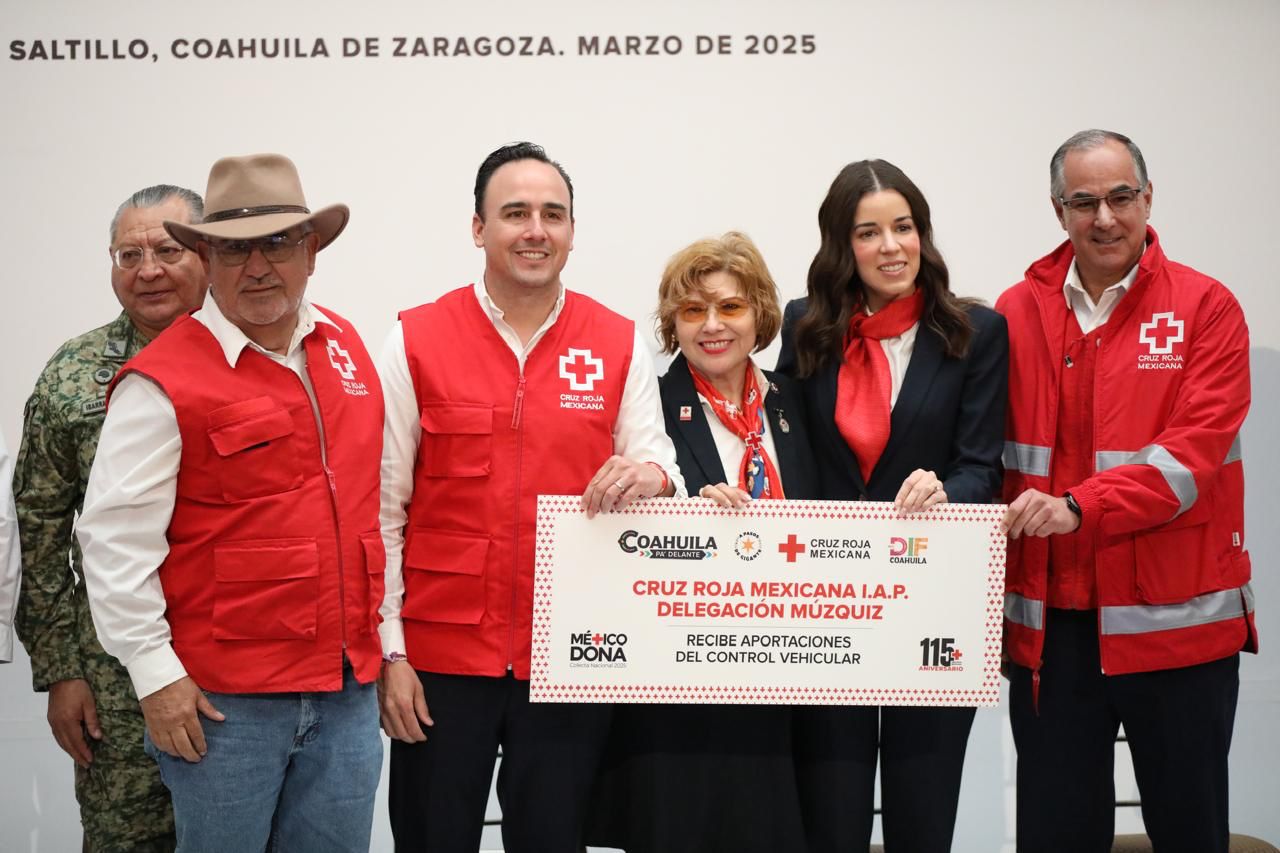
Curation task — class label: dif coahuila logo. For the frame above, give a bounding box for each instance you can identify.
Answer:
[568,630,629,668]
[889,536,928,565]
[618,529,717,560]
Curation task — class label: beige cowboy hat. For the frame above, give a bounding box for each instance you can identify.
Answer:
[165,153,349,251]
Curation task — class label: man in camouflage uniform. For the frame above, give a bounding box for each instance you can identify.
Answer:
[14,184,206,852]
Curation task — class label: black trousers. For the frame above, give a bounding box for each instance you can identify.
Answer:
[1009,608,1240,853]
[793,704,976,852]
[388,671,612,853]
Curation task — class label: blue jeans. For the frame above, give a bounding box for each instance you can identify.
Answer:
[145,662,382,853]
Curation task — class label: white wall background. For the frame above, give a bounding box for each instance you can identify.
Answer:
[1,1,1276,850]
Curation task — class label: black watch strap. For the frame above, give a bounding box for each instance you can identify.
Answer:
[1063,492,1082,519]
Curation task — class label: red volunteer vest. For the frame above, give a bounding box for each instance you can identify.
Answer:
[398,286,633,678]
[112,308,385,692]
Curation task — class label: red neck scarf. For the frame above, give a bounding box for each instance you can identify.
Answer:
[834,289,925,483]
[689,360,785,499]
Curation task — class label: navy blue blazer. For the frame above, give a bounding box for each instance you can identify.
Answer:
[775,299,1008,504]
[659,353,820,500]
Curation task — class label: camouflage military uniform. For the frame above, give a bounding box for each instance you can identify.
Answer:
[14,312,176,853]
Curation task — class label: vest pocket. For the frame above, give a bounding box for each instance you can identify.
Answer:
[360,532,387,633]
[401,527,488,625]
[212,539,319,640]
[207,397,304,501]
[419,403,493,478]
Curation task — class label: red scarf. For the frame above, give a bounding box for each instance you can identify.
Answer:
[834,289,924,483]
[689,360,785,499]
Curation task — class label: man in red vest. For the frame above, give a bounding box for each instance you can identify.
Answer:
[999,130,1255,853]
[77,153,387,853]
[377,141,683,851]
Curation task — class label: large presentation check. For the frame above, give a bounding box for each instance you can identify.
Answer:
[530,496,1006,706]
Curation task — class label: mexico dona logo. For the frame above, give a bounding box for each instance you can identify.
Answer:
[889,537,928,564]
[569,630,628,667]
[618,529,717,560]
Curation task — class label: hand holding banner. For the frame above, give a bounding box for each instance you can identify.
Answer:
[531,496,1006,706]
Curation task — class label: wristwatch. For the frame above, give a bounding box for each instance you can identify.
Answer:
[1063,492,1082,519]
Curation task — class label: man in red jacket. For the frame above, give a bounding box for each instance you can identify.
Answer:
[78,154,386,852]
[999,129,1255,853]
[376,141,682,851]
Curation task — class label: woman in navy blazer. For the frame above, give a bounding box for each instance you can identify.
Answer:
[589,233,818,853]
[661,354,818,505]
[777,161,1008,851]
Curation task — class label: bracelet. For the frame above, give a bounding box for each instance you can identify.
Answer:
[382,651,408,664]
[645,461,669,496]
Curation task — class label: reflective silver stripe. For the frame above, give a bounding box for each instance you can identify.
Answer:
[1100,584,1255,636]
[1094,450,1131,471]
[1094,444,1197,517]
[1004,592,1045,631]
[1003,441,1051,477]
[1224,434,1242,465]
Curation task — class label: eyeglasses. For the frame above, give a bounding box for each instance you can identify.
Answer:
[1058,187,1147,217]
[112,244,187,270]
[677,299,751,323]
[207,232,308,266]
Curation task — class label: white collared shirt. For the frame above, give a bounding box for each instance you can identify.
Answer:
[1062,255,1142,333]
[881,323,919,410]
[376,282,684,657]
[76,292,338,699]
[0,430,21,663]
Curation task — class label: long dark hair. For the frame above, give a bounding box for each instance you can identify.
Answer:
[792,159,977,377]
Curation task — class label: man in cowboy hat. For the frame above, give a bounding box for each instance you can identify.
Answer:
[14,182,205,852]
[78,153,386,852]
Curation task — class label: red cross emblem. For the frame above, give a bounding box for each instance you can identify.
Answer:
[591,633,604,645]
[1137,312,1184,355]
[559,348,604,390]
[778,534,806,563]
[325,339,357,379]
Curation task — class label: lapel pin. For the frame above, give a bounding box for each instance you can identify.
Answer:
[679,405,692,421]
[777,410,791,433]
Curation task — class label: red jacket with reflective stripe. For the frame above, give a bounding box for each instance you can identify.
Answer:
[1045,317,1103,609]
[996,228,1256,675]
[113,309,385,692]
[398,287,633,678]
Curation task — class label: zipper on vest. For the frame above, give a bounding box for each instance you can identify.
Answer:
[289,364,349,659]
[507,371,526,670]
[511,376,527,429]
[323,462,349,652]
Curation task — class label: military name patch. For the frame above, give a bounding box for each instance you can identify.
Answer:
[81,397,107,416]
